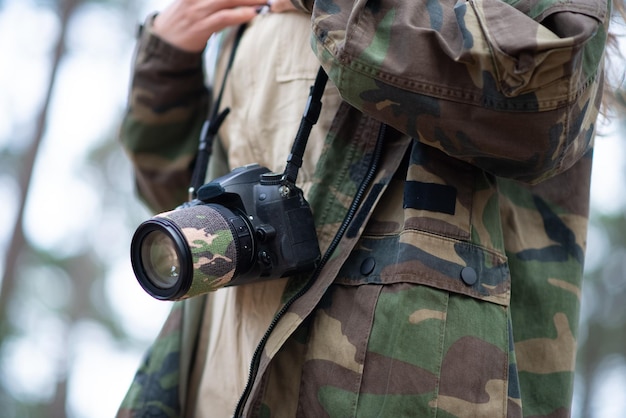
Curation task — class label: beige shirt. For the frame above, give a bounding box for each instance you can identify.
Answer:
[191,11,341,417]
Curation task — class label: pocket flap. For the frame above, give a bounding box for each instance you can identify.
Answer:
[336,232,511,306]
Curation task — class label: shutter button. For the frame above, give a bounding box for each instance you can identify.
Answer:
[460,267,478,286]
[360,257,376,276]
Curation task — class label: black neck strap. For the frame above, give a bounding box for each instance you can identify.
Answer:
[281,66,328,187]
[189,24,246,200]
[189,24,329,198]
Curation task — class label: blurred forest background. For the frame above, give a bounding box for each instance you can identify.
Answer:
[0,0,625,417]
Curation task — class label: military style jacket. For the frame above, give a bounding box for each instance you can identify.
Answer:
[118,0,610,417]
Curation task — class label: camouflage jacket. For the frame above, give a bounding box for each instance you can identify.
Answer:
[118,1,610,417]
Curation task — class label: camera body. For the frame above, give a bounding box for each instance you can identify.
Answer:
[195,163,321,282]
[130,163,321,300]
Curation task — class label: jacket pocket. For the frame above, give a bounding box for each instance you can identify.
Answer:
[466,0,606,99]
[295,143,514,416]
[296,233,513,417]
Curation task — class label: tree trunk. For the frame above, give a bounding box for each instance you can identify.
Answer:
[0,0,83,415]
[0,0,81,329]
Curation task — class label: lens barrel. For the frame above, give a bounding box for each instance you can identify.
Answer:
[130,204,254,300]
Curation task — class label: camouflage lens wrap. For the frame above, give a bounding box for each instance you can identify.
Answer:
[153,205,241,299]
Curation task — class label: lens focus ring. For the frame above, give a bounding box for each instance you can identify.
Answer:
[130,204,254,300]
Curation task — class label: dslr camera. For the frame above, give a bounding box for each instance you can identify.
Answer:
[130,164,321,301]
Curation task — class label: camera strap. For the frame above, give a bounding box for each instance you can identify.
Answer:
[189,24,247,201]
[189,22,329,197]
[281,66,328,187]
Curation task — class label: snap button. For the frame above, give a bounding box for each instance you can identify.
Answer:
[460,266,478,286]
[360,257,376,276]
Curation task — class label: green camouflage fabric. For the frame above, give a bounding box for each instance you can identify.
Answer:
[118,302,183,418]
[118,1,610,417]
[118,299,203,418]
[120,14,212,213]
[304,0,607,184]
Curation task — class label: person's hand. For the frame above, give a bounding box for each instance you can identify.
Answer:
[269,0,297,13]
[152,0,267,52]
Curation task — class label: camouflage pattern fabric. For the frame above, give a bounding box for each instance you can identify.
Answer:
[120,14,211,213]
[305,0,607,184]
[155,205,239,298]
[118,302,184,417]
[118,1,610,417]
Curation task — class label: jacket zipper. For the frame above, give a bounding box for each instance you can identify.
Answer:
[233,123,388,417]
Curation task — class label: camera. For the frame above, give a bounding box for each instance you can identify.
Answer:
[130,164,321,301]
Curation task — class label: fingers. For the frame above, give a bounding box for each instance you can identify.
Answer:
[153,0,265,52]
[195,6,258,38]
[151,0,297,53]
[268,0,297,13]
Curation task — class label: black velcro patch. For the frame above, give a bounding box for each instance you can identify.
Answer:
[403,181,456,215]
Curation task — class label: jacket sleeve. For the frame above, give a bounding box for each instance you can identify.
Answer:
[120,15,210,213]
[309,0,610,184]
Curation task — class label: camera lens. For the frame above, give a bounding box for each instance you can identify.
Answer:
[140,230,181,290]
[130,204,255,300]
[131,216,192,300]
